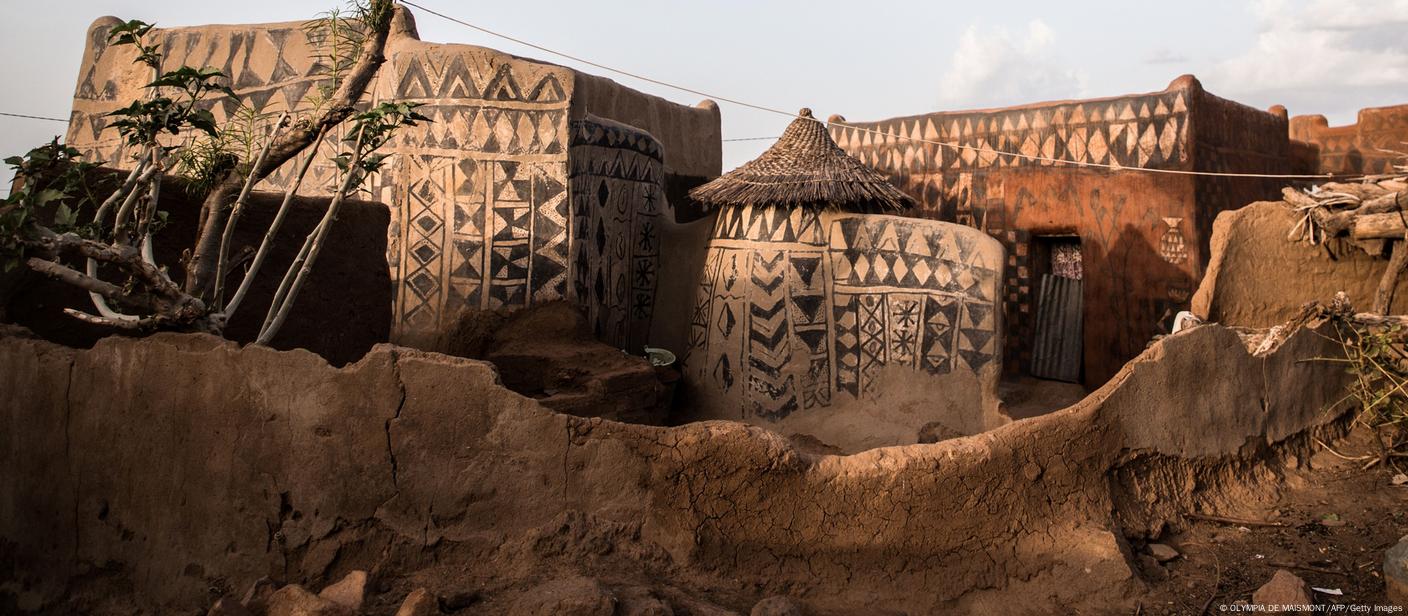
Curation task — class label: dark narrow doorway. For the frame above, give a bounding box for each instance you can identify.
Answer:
[1030,236,1083,383]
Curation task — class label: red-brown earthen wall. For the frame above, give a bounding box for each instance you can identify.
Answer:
[1291,104,1408,176]
[832,77,1301,386]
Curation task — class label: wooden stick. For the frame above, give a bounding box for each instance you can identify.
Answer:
[1186,513,1287,528]
[1373,232,1408,314]
[1353,209,1408,240]
[62,308,157,330]
[27,257,126,299]
[1265,560,1349,577]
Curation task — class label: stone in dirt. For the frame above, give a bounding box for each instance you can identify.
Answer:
[1251,570,1314,608]
[917,421,963,444]
[751,595,803,616]
[266,585,353,616]
[318,571,368,611]
[510,577,616,616]
[1146,543,1180,562]
[395,588,441,616]
[614,586,676,616]
[1386,535,1408,607]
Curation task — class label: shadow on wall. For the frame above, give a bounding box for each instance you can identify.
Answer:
[62,8,723,350]
[1089,223,1197,376]
[0,170,392,366]
[0,313,1357,614]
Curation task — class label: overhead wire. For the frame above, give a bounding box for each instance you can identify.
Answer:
[0,5,1370,181]
[401,0,1355,181]
[0,111,69,123]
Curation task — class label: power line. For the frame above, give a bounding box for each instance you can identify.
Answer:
[403,0,1351,181]
[0,111,69,123]
[723,136,780,142]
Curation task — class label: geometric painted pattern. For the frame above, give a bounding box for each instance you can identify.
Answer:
[828,217,1000,396]
[688,204,1002,421]
[383,48,572,336]
[68,23,340,191]
[830,87,1191,377]
[568,115,666,352]
[64,21,580,341]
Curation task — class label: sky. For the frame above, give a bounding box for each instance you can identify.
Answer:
[0,0,1405,189]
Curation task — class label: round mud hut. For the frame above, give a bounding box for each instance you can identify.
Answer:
[682,109,1007,443]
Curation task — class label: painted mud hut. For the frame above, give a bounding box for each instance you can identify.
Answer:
[62,7,721,350]
[684,109,1007,444]
[829,75,1313,386]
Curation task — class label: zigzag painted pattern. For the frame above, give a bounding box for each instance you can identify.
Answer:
[746,250,798,419]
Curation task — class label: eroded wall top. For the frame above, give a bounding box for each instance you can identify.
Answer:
[1291,103,1408,176]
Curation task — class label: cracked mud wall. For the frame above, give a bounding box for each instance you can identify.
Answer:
[0,319,1354,614]
[1192,201,1408,326]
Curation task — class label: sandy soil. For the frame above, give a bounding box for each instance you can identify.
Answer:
[1137,427,1408,612]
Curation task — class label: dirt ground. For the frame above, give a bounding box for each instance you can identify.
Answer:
[1000,376,1089,420]
[1136,427,1408,613]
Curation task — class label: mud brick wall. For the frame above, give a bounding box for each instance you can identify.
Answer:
[0,316,1354,614]
[832,75,1301,385]
[1291,103,1408,176]
[1193,201,1408,326]
[62,8,720,349]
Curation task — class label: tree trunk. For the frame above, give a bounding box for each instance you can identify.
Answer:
[1373,234,1408,315]
[183,1,396,299]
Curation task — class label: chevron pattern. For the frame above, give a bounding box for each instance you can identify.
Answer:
[746,250,797,419]
[691,206,1004,420]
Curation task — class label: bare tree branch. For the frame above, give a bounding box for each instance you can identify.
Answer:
[213,112,287,307]
[258,127,366,343]
[26,257,126,299]
[184,0,396,299]
[224,125,326,318]
[62,308,159,330]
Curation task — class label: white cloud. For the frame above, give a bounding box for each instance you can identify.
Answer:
[1144,49,1189,65]
[1209,0,1408,122]
[937,20,1088,110]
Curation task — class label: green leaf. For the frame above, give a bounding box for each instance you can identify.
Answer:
[54,204,75,227]
[32,188,66,208]
[189,109,219,137]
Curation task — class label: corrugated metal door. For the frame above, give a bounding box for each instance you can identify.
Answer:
[1030,273,1083,382]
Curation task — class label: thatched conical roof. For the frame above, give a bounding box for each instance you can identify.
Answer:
[690,108,916,211]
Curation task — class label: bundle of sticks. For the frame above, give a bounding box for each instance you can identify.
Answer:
[1285,159,1408,314]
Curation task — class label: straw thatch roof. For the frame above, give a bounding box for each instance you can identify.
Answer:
[690,108,916,211]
